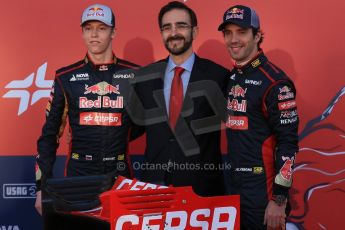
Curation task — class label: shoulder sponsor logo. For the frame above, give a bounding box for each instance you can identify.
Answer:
[280,116,298,125]
[278,100,297,110]
[3,183,36,199]
[84,82,120,95]
[278,92,294,100]
[226,115,248,130]
[279,86,291,93]
[113,73,134,79]
[280,109,298,119]
[2,62,53,115]
[245,79,262,86]
[70,73,89,81]
[80,112,122,126]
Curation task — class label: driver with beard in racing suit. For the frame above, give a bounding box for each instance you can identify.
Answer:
[34,4,139,228]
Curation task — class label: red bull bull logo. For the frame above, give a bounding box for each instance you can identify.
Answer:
[84,81,120,95]
[279,86,291,93]
[87,7,104,17]
[226,8,244,20]
[229,8,244,14]
[229,85,247,98]
[89,7,103,12]
[278,92,294,100]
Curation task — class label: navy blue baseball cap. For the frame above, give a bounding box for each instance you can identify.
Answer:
[218,5,260,31]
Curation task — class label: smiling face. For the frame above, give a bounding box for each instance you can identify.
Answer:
[82,21,115,56]
[223,23,261,64]
[160,9,197,56]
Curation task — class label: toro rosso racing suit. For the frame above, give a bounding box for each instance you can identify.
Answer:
[226,51,299,228]
[36,55,138,191]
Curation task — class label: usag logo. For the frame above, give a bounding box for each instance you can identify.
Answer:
[3,183,36,199]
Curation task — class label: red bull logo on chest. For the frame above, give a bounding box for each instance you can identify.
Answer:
[229,85,247,98]
[84,82,120,95]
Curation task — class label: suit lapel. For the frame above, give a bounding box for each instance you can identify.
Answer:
[187,55,204,84]
[160,58,169,115]
[181,55,205,115]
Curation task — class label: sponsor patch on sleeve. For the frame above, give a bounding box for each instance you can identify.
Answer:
[278,100,296,110]
[278,92,294,100]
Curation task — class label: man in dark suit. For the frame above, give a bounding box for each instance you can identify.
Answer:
[130,1,229,196]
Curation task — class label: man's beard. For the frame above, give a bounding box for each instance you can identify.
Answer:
[164,34,193,55]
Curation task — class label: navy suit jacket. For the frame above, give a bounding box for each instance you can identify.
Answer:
[131,55,229,196]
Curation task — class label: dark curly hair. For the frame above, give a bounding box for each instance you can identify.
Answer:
[158,1,198,29]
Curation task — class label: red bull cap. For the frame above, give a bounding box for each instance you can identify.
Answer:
[81,4,115,27]
[218,5,260,31]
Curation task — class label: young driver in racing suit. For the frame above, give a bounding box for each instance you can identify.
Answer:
[34,3,139,222]
[218,5,299,229]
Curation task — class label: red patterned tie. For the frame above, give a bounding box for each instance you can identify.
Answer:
[169,66,185,129]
